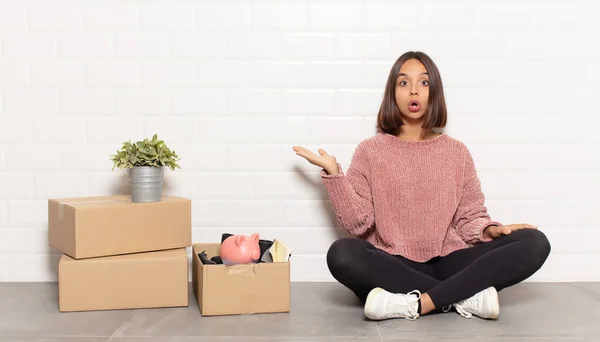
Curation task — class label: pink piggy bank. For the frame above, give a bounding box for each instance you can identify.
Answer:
[220,233,261,265]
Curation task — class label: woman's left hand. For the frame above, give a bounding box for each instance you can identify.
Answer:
[484,223,538,239]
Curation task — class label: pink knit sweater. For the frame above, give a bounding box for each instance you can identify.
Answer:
[320,132,502,262]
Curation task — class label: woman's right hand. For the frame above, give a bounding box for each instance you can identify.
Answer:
[292,146,339,175]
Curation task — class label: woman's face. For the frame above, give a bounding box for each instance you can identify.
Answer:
[395,58,430,121]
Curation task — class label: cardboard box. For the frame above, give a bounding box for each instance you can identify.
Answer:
[49,195,191,259]
[59,248,188,312]
[192,243,290,316]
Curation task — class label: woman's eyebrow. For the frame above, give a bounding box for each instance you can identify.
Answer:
[397,72,429,77]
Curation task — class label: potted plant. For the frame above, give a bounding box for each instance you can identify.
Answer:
[109,134,181,203]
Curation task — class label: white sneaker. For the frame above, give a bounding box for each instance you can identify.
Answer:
[454,286,499,319]
[364,287,421,321]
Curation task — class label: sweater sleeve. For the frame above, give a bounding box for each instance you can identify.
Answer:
[319,142,375,237]
[453,147,502,245]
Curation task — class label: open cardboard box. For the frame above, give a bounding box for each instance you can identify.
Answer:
[192,243,290,316]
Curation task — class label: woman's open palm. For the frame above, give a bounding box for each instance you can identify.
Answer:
[292,146,337,171]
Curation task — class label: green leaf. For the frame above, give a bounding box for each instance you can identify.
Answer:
[109,134,181,171]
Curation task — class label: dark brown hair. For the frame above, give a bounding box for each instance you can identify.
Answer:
[376,51,447,135]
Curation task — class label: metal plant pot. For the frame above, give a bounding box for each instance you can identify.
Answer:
[128,166,164,203]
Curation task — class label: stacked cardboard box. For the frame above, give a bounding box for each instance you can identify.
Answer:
[48,195,191,312]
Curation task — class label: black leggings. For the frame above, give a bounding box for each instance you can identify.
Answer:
[327,229,551,309]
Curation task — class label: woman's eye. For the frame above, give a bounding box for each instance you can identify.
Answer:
[399,80,407,86]
[421,80,429,86]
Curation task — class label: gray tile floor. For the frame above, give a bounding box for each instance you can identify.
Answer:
[0,282,598,341]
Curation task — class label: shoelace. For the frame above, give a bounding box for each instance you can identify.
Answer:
[454,296,476,318]
[387,290,421,320]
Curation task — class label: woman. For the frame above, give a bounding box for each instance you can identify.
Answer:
[292,51,550,321]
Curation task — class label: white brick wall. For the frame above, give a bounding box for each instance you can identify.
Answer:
[1,0,599,282]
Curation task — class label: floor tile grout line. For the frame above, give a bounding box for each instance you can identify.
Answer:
[375,321,383,342]
[0,335,115,339]
[107,311,133,342]
[570,281,600,302]
[101,335,382,339]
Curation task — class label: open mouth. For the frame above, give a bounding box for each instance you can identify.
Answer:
[408,100,421,112]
